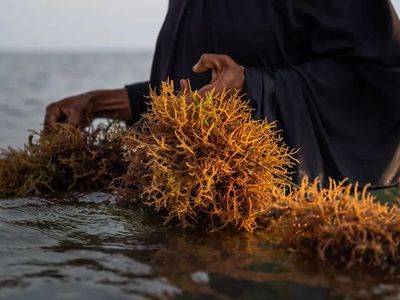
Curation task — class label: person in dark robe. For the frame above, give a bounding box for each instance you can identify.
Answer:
[44,0,400,187]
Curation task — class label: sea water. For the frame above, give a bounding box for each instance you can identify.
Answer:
[0,52,399,300]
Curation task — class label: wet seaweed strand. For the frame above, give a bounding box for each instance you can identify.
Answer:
[0,122,126,197]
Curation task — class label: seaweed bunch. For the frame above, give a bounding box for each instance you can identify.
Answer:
[117,81,296,231]
[266,177,400,266]
[0,122,126,197]
[2,80,399,269]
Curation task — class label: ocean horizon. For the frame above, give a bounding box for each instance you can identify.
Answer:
[0,51,153,148]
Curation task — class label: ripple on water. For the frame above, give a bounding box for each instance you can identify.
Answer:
[1,190,400,299]
[0,193,177,299]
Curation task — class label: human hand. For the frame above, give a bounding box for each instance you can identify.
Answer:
[181,54,245,96]
[44,89,132,132]
[44,92,95,131]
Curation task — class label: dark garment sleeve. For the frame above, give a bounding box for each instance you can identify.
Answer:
[244,0,400,186]
[125,81,150,124]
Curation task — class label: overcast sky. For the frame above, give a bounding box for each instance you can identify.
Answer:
[1,0,400,51]
[0,0,168,51]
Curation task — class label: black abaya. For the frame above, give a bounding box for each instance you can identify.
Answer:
[126,0,400,187]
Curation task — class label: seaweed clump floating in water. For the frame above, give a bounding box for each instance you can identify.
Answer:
[116,81,296,231]
[0,122,126,197]
[266,177,400,267]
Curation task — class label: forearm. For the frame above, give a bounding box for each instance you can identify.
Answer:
[90,89,132,122]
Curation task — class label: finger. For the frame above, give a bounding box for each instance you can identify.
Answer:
[193,54,221,73]
[44,105,61,132]
[199,74,232,96]
[179,79,189,93]
[198,84,215,97]
[66,110,83,128]
[210,68,223,84]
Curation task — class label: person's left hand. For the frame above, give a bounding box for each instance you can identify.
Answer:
[180,54,245,96]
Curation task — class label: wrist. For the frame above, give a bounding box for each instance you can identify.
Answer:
[90,89,132,122]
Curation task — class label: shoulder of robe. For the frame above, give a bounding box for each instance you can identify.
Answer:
[299,0,395,55]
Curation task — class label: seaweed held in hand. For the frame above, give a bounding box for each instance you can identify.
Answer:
[0,122,126,197]
[266,177,400,266]
[117,81,296,231]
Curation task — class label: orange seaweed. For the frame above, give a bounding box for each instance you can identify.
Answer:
[266,177,400,266]
[0,122,126,197]
[1,81,399,269]
[116,81,296,231]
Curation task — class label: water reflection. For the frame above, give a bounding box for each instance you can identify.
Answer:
[0,188,399,299]
[151,231,400,300]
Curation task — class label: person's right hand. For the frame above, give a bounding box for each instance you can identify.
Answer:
[44,88,132,131]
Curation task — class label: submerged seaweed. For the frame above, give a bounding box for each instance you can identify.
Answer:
[0,122,126,197]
